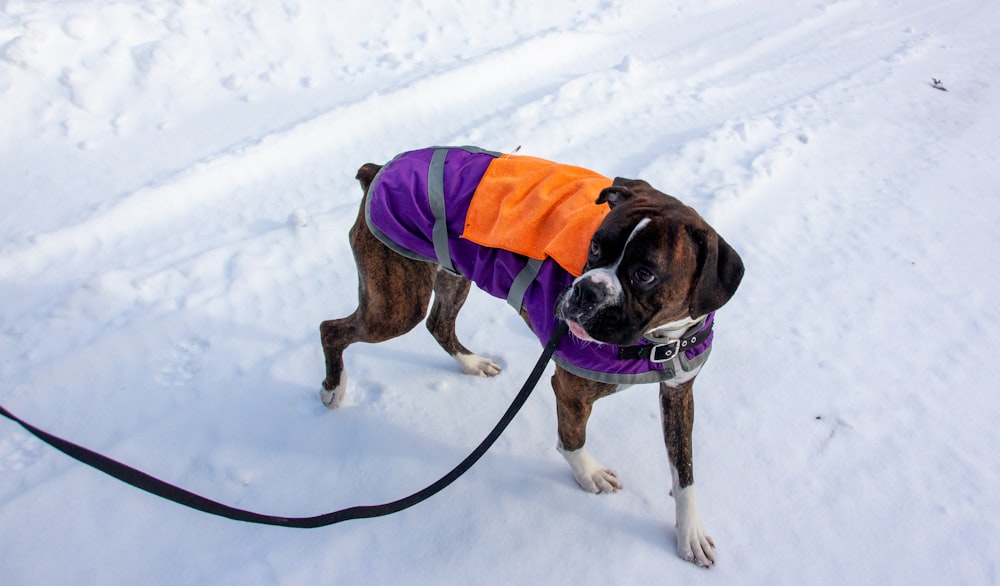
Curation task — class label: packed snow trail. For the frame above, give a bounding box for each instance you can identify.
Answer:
[2,1,1000,584]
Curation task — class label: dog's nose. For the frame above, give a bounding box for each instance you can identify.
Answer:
[570,278,604,310]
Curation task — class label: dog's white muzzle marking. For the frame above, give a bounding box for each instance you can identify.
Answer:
[565,218,651,335]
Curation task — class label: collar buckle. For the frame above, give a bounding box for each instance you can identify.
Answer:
[649,340,681,363]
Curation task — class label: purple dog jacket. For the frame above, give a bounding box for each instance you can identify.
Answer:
[365,146,713,384]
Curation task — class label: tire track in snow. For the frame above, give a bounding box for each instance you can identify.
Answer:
[0,3,834,280]
[0,0,959,279]
[489,0,939,176]
[0,27,625,279]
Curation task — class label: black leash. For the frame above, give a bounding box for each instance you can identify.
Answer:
[0,322,567,528]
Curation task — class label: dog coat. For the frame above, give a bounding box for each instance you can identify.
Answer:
[365,146,713,384]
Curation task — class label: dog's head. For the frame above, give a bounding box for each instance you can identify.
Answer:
[555,178,744,346]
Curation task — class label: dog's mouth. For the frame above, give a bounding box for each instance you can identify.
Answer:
[564,319,596,342]
[556,285,609,343]
[557,294,645,347]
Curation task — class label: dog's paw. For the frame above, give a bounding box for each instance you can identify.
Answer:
[454,353,502,377]
[319,372,347,408]
[319,386,344,408]
[676,522,716,568]
[558,444,622,494]
[673,484,715,568]
[579,467,622,494]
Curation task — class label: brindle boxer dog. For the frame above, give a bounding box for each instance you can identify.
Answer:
[319,148,743,567]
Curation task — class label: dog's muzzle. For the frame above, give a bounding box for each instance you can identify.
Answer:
[556,271,623,340]
[568,279,605,312]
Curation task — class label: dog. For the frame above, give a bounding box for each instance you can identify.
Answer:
[319,146,743,567]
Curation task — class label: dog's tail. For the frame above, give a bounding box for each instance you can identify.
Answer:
[356,163,383,193]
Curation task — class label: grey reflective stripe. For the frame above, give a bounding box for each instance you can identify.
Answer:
[675,315,712,374]
[552,345,711,386]
[445,145,503,157]
[552,356,678,385]
[427,148,456,274]
[365,146,501,268]
[553,316,713,386]
[506,257,544,311]
[365,153,438,264]
[678,344,712,373]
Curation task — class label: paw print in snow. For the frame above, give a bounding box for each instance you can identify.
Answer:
[155,338,209,386]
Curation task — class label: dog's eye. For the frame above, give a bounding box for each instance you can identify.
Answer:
[632,267,657,286]
[589,240,601,260]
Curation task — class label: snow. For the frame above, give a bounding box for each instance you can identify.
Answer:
[2,0,999,583]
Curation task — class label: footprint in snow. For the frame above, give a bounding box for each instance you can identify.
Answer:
[0,431,46,472]
[155,337,209,386]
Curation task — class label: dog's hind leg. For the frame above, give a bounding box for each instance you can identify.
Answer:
[319,169,437,407]
[427,270,501,377]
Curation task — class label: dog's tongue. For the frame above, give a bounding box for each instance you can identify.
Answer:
[566,320,593,341]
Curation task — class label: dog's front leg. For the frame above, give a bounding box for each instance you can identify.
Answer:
[552,367,621,493]
[660,379,715,568]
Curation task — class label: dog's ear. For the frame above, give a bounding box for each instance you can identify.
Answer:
[356,163,383,192]
[596,186,631,209]
[687,227,745,317]
[597,177,643,208]
[597,177,655,208]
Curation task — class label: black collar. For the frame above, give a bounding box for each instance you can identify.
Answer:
[616,315,714,363]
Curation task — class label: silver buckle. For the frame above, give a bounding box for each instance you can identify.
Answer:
[650,340,680,363]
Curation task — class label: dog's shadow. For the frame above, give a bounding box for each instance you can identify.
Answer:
[462,448,677,551]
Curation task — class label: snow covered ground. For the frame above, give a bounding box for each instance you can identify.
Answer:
[2,0,999,583]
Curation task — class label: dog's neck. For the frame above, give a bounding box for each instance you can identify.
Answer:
[644,315,705,341]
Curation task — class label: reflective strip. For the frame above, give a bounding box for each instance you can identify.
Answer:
[552,345,712,386]
[552,314,714,385]
[678,344,712,373]
[427,148,456,275]
[552,355,677,385]
[365,146,501,268]
[506,257,544,312]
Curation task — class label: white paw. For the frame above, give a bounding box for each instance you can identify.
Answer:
[319,371,347,408]
[673,484,715,568]
[558,444,622,494]
[676,521,716,568]
[454,353,502,377]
